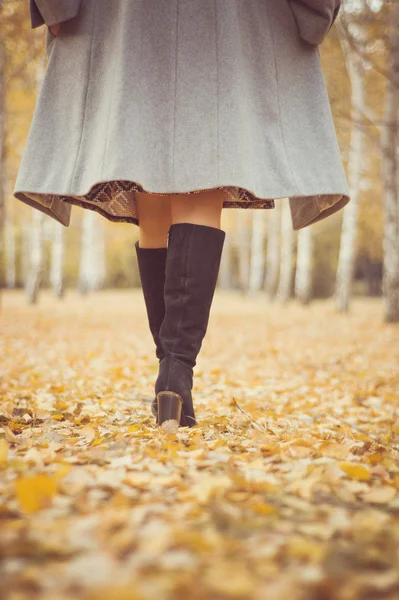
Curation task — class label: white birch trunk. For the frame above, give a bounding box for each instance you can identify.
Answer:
[96,217,106,289]
[276,199,294,304]
[236,211,251,292]
[0,21,5,304]
[249,211,266,294]
[381,1,399,322]
[334,22,365,312]
[25,58,47,305]
[219,228,232,289]
[21,222,30,286]
[5,187,16,289]
[78,211,106,293]
[50,221,65,298]
[264,201,281,300]
[295,226,314,304]
[25,210,44,304]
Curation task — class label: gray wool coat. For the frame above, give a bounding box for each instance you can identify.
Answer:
[14,0,350,230]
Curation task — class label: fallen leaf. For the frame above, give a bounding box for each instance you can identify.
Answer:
[2,426,23,445]
[339,462,371,481]
[361,485,397,504]
[0,439,8,466]
[15,474,58,513]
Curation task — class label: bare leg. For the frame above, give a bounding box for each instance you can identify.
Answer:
[135,191,172,248]
[170,188,224,229]
[135,187,226,429]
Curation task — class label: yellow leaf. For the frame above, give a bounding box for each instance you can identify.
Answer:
[52,414,64,421]
[368,453,385,466]
[0,439,8,467]
[15,474,57,513]
[339,462,371,481]
[90,436,106,447]
[127,424,142,433]
[252,502,277,516]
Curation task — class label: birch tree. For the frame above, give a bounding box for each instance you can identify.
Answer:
[264,200,281,300]
[249,211,266,294]
[334,18,366,312]
[276,199,294,304]
[5,181,15,288]
[295,226,314,304]
[381,0,399,322]
[50,221,65,298]
[25,59,46,304]
[78,210,106,293]
[236,211,251,292]
[0,2,5,298]
[219,228,232,290]
[25,209,44,304]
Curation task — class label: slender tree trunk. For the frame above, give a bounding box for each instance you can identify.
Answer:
[79,211,94,294]
[295,226,314,304]
[24,59,47,304]
[96,217,106,289]
[249,211,266,294]
[0,12,5,305]
[236,211,250,292]
[25,210,44,304]
[264,201,281,300]
[78,211,106,293]
[276,199,294,304]
[21,222,30,285]
[219,229,232,290]
[51,221,65,298]
[381,0,399,322]
[335,22,365,312]
[5,181,16,289]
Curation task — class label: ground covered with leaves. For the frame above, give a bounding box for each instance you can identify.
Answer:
[1,290,399,600]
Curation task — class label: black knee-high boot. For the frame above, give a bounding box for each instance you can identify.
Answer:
[134,241,167,415]
[154,223,226,432]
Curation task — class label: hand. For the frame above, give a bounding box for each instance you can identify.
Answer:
[48,23,61,36]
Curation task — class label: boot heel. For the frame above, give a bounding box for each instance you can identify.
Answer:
[157,391,183,434]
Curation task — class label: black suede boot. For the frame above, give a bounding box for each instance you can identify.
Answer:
[155,223,226,432]
[134,241,166,416]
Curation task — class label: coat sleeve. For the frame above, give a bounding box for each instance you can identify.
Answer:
[287,0,341,46]
[29,0,82,28]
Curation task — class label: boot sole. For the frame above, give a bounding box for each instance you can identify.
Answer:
[156,391,183,433]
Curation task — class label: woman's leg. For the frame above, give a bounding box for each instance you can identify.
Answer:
[136,187,225,234]
[169,188,224,228]
[135,188,226,430]
[155,189,226,430]
[135,191,172,248]
[135,191,172,377]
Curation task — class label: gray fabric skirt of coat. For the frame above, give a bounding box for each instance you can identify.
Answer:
[13,0,350,230]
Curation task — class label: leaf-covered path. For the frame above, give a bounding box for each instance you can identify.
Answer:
[1,290,399,600]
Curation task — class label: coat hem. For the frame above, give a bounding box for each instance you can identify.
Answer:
[14,178,350,231]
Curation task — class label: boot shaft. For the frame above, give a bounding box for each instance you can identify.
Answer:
[134,241,167,361]
[160,223,226,369]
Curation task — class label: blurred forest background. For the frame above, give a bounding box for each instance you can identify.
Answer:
[0,0,398,321]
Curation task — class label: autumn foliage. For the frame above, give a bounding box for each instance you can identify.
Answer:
[1,290,399,599]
